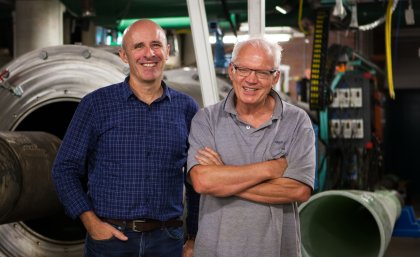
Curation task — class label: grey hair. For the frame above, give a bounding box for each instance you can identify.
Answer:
[231,36,283,69]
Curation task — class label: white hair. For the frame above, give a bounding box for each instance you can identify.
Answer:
[231,36,283,69]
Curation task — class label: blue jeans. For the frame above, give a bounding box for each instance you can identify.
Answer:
[84,225,184,257]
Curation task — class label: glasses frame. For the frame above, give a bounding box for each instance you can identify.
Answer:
[231,63,278,79]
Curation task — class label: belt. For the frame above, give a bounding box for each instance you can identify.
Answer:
[102,218,183,232]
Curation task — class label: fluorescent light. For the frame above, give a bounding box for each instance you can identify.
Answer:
[209,35,247,44]
[239,23,249,32]
[265,26,293,32]
[265,34,291,42]
[239,23,296,34]
[224,35,247,44]
[209,33,291,44]
[275,6,288,14]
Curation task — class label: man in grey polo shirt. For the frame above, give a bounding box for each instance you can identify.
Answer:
[187,37,315,257]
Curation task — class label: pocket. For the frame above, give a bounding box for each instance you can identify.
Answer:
[264,139,287,160]
[84,233,123,257]
[164,227,184,240]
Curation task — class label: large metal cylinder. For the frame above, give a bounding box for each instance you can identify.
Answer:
[298,190,402,257]
[0,131,62,224]
[0,45,127,257]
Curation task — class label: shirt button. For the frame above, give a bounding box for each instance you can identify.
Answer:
[246,125,251,129]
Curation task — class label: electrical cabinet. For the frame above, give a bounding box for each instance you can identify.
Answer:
[328,72,372,146]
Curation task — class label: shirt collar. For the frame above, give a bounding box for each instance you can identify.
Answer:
[122,76,172,102]
[223,88,284,120]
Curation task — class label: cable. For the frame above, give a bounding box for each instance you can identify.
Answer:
[298,0,308,35]
[385,0,396,99]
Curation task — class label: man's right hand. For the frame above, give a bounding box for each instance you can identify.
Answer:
[80,211,128,241]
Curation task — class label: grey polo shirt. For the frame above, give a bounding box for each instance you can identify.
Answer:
[187,89,315,257]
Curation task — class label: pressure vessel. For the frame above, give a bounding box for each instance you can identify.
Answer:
[0,44,127,257]
[0,131,62,224]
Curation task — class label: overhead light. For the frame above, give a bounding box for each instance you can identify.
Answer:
[209,33,291,45]
[81,0,95,17]
[265,34,291,42]
[209,35,245,44]
[82,10,95,18]
[239,23,296,33]
[275,5,288,15]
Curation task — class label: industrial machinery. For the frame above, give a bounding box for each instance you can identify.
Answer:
[309,43,386,192]
[0,45,230,257]
[301,28,419,257]
[0,45,127,257]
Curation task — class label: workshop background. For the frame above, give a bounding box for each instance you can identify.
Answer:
[0,0,419,256]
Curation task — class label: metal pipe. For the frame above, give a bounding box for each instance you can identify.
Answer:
[0,45,127,257]
[0,131,62,224]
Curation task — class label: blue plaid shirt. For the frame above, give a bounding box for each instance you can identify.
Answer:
[52,77,199,235]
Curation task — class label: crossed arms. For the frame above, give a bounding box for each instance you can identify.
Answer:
[189,147,311,204]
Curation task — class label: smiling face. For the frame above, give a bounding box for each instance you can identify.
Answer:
[119,20,170,85]
[228,43,280,109]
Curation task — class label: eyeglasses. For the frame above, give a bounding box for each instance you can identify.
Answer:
[232,63,278,80]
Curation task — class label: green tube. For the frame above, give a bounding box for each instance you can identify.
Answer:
[299,190,402,257]
[117,17,236,31]
[118,17,191,31]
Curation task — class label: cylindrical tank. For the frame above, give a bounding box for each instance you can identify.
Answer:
[0,45,127,257]
[0,131,62,224]
[298,190,402,257]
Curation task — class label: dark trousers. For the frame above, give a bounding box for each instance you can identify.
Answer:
[84,226,184,257]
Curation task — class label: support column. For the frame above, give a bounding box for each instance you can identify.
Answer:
[81,20,97,46]
[186,0,219,107]
[14,0,65,57]
[247,0,265,36]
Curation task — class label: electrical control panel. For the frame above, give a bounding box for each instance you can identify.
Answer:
[328,72,372,145]
[329,119,364,139]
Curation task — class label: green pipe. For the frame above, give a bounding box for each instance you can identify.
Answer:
[299,190,402,257]
[117,16,236,31]
[118,17,190,31]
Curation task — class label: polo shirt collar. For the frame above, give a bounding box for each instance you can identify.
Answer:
[223,88,284,120]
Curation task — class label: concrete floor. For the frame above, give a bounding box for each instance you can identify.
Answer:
[384,237,420,257]
[384,202,420,257]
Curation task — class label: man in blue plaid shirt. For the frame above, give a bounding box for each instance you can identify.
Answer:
[52,19,199,257]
